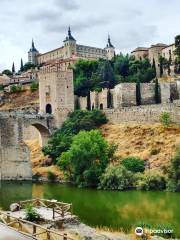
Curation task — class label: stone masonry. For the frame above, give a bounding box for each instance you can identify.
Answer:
[0,113,53,180]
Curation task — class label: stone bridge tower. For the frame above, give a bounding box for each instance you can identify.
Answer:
[38,59,75,128]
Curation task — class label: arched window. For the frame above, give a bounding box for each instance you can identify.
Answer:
[46,104,52,114]
[100,103,103,110]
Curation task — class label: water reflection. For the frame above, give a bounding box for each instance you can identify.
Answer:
[0,182,179,237]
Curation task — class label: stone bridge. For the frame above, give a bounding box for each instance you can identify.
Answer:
[0,112,55,180]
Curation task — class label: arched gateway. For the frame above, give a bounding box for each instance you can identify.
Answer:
[0,113,54,181]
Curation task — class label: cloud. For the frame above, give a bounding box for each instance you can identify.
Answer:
[54,0,79,10]
[25,9,61,22]
[45,16,109,33]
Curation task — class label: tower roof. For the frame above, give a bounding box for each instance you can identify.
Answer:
[64,26,76,42]
[106,34,114,48]
[29,39,39,53]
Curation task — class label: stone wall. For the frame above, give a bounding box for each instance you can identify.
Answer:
[104,103,180,124]
[113,83,136,108]
[90,91,98,109]
[98,89,108,109]
[86,81,180,110]
[160,82,171,103]
[79,96,87,110]
[0,117,32,180]
[140,83,155,105]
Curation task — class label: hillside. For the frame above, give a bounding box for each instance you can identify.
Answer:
[26,123,180,180]
[101,123,180,169]
[25,139,64,181]
[0,90,39,110]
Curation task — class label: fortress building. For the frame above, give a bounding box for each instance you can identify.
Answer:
[131,42,176,77]
[28,27,115,66]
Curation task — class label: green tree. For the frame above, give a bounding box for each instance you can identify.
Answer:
[121,157,145,173]
[152,58,156,76]
[42,110,107,163]
[135,171,167,191]
[12,62,15,74]
[58,130,114,187]
[155,78,161,104]
[2,69,12,76]
[98,60,116,88]
[114,54,129,80]
[174,35,180,74]
[159,56,164,77]
[73,59,99,96]
[167,149,180,192]
[20,58,24,72]
[23,62,37,71]
[136,80,141,105]
[98,164,134,190]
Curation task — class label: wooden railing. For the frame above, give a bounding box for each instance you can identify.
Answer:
[0,211,74,240]
[18,199,73,219]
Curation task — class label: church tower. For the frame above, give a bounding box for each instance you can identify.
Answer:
[63,27,77,59]
[105,35,115,60]
[28,39,39,65]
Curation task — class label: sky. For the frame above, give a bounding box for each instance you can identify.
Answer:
[0,0,179,71]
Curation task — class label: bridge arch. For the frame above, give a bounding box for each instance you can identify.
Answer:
[30,122,51,147]
[23,117,53,148]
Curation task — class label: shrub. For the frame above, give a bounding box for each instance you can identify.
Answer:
[121,157,145,173]
[47,171,57,182]
[30,81,39,92]
[10,84,23,93]
[43,110,108,163]
[160,112,171,128]
[58,130,114,187]
[135,171,167,191]
[98,164,134,190]
[167,149,180,192]
[25,204,40,222]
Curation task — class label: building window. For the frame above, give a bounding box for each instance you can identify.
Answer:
[46,104,52,114]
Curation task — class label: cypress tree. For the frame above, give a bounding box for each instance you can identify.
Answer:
[20,58,24,72]
[155,78,161,104]
[12,62,15,74]
[159,56,164,77]
[136,80,141,106]
[152,58,156,77]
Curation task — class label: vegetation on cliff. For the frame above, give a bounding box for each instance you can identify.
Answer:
[73,55,156,97]
[42,110,108,163]
[58,130,115,187]
[42,110,180,191]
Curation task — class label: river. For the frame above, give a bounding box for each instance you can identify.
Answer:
[0,181,179,237]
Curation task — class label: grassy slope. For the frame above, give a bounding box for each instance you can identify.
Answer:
[101,123,180,169]
[25,139,64,180]
[0,89,39,110]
